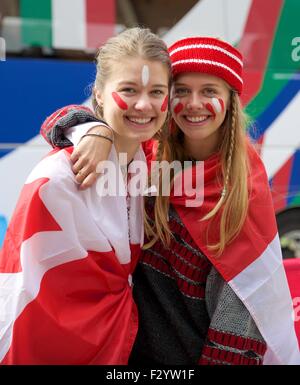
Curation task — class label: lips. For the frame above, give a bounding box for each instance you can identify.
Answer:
[184,115,210,123]
[126,116,154,125]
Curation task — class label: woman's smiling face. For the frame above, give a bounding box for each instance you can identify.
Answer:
[171,72,231,156]
[96,57,169,145]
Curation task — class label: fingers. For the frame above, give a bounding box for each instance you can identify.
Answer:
[75,168,88,184]
[70,150,79,164]
[69,131,112,188]
[72,155,98,176]
[72,157,86,174]
[79,172,98,190]
[74,162,99,184]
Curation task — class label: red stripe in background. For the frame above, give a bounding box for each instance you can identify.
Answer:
[238,0,283,106]
[271,156,293,212]
[86,0,115,49]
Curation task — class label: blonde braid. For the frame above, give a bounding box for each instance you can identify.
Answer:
[223,93,237,195]
[143,124,172,248]
[202,94,237,221]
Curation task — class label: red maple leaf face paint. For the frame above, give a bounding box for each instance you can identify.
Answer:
[161,95,168,112]
[205,102,215,116]
[205,98,225,118]
[171,98,184,115]
[112,92,128,110]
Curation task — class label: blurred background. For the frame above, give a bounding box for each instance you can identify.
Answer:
[0,0,300,261]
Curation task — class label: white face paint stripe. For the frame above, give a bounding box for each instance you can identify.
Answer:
[211,97,222,113]
[142,65,150,86]
[171,98,180,111]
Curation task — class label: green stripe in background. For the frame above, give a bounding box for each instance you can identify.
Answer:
[290,193,300,206]
[246,0,300,119]
[20,0,52,47]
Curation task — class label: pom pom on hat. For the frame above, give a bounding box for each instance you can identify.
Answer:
[168,37,243,95]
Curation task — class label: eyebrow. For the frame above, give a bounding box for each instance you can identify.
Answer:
[118,81,168,88]
[174,82,221,88]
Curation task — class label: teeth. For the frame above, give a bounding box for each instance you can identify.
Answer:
[186,116,208,123]
[128,117,152,124]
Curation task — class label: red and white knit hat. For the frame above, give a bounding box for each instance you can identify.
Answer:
[168,37,243,94]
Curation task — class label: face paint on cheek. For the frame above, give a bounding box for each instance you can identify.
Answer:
[205,97,225,119]
[211,97,225,114]
[161,95,168,112]
[205,102,215,117]
[142,65,150,87]
[171,98,184,115]
[112,92,128,110]
[218,98,225,112]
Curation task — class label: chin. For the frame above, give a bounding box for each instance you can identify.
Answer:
[182,126,210,139]
[131,131,157,143]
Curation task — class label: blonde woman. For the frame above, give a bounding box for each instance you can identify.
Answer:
[0,27,170,364]
[38,37,300,365]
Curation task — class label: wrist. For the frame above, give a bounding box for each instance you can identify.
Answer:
[87,124,113,139]
[84,124,114,144]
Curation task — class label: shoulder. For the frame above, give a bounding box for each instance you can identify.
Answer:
[26,147,76,189]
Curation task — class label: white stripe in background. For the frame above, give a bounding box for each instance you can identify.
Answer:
[261,91,300,179]
[52,0,86,49]
[0,135,49,223]
[0,94,92,225]
[164,0,252,47]
[224,0,252,44]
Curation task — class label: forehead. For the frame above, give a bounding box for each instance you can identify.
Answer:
[174,72,229,89]
[108,57,169,85]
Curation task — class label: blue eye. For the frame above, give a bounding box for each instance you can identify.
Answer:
[120,88,136,94]
[174,88,189,96]
[204,88,217,96]
[152,89,164,96]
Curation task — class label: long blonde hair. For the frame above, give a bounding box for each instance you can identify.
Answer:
[144,91,250,255]
[91,27,171,119]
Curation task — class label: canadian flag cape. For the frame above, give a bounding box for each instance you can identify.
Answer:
[168,141,300,365]
[0,146,144,364]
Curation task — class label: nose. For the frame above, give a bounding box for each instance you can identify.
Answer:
[134,93,153,112]
[186,93,204,110]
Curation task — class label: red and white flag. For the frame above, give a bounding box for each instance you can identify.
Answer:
[0,146,144,364]
[171,143,300,364]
